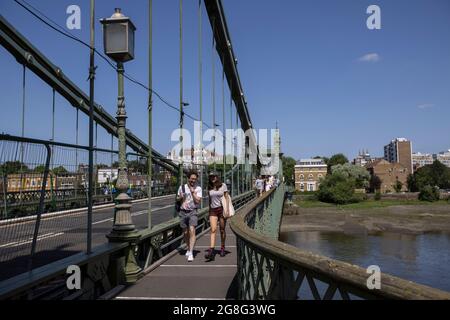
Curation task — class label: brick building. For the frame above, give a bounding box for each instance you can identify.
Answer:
[365,159,409,193]
[294,159,327,192]
[384,138,413,175]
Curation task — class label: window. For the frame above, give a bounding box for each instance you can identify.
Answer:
[300,174,304,180]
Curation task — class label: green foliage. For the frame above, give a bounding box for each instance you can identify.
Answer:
[410,161,450,191]
[331,163,370,189]
[282,156,296,186]
[394,180,403,193]
[52,166,68,175]
[327,153,349,173]
[407,174,418,192]
[128,160,148,174]
[418,185,440,202]
[0,161,29,175]
[317,172,360,205]
[370,175,382,192]
[33,165,46,173]
[374,191,381,201]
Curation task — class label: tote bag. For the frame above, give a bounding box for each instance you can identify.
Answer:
[222,193,235,219]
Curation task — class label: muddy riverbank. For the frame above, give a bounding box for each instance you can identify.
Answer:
[281,204,450,235]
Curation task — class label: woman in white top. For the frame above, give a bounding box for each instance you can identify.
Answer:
[205,171,229,261]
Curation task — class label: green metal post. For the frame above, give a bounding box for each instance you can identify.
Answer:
[179,0,184,188]
[212,18,216,173]
[198,0,203,207]
[107,61,141,283]
[148,0,153,229]
[108,62,135,234]
[222,54,225,181]
[87,0,95,254]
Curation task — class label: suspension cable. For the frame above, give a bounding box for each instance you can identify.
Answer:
[212,18,216,172]
[179,0,184,187]
[198,0,204,202]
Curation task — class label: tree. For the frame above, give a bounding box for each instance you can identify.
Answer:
[128,160,147,174]
[394,180,403,193]
[52,166,68,175]
[327,153,349,173]
[410,161,450,191]
[33,165,46,173]
[418,185,440,202]
[0,161,29,175]
[317,172,360,205]
[369,175,382,193]
[331,163,370,189]
[314,156,329,165]
[282,156,296,186]
[407,174,418,192]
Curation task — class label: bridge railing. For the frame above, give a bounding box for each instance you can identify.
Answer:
[0,134,180,282]
[0,189,257,300]
[230,184,450,300]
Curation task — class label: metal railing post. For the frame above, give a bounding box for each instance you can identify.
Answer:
[28,143,51,271]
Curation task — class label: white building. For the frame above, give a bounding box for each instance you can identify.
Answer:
[97,168,118,184]
[412,152,434,170]
[435,150,450,168]
[353,149,372,167]
[167,148,221,167]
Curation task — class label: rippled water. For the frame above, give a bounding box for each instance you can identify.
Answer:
[279,231,450,293]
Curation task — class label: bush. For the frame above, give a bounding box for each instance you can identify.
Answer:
[374,192,381,201]
[317,173,360,205]
[418,185,440,202]
[393,180,403,193]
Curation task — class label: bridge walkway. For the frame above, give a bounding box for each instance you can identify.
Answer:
[115,224,238,300]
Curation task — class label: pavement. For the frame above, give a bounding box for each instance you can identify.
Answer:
[115,224,239,300]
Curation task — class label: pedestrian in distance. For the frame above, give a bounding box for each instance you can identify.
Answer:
[255,175,264,197]
[205,171,229,261]
[177,171,202,262]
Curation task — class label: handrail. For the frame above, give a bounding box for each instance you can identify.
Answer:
[230,184,450,300]
[0,190,257,300]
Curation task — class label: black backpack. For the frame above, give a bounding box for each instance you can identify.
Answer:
[175,184,186,213]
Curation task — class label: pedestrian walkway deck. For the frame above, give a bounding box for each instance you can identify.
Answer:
[115,225,238,300]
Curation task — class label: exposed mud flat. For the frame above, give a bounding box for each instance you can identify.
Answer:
[281,204,450,235]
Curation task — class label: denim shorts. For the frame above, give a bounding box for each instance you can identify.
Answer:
[179,209,198,228]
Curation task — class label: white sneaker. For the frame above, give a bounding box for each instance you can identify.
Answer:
[185,250,191,257]
[187,253,194,262]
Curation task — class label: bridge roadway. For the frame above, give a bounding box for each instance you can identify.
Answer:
[0,195,176,281]
[114,223,239,300]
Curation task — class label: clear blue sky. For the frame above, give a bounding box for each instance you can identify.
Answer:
[1,0,449,161]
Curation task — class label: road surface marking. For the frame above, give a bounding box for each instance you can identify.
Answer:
[91,205,174,226]
[0,196,175,228]
[1,232,65,248]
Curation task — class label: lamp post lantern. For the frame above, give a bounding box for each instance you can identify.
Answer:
[101,9,137,241]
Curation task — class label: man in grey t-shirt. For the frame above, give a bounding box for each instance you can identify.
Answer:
[177,171,202,262]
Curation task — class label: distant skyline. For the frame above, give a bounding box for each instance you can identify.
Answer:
[1,0,449,162]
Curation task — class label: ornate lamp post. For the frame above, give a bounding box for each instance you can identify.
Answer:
[101,8,140,282]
